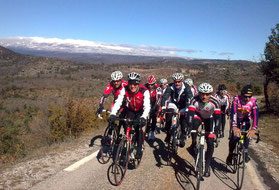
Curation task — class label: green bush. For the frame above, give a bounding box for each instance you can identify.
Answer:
[0,120,25,162]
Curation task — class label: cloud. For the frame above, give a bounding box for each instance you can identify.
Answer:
[210,51,217,55]
[218,52,234,56]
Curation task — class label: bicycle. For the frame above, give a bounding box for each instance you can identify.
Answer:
[113,118,145,186]
[190,122,215,190]
[231,122,260,190]
[99,121,120,164]
[166,111,182,166]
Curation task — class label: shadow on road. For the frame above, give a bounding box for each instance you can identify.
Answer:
[172,154,196,190]
[146,137,170,168]
[211,157,238,189]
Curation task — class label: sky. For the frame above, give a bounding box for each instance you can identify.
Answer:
[0,0,279,61]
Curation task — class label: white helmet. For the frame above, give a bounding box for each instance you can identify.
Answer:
[184,78,193,86]
[160,78,168,84]
[127,72,141,83]
[198,83,213,93]
[111,71,123,81]
[172,73,184,81]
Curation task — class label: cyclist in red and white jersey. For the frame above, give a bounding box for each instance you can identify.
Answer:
[145,75,162,140]
[109,72,150,158]
[187,82,221,177]
[214,84,231,138]
[96,71,128,115]
[184,78,198,97]
[226,85,259,165]
[160,78,168,94]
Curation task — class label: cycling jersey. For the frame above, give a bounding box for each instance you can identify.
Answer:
[99,79,128,107]
[231,95,259,130]
[161,82,193,110]
[188,95,221,120]
[214,92,231,111]
[144,83,162,106]
[190,85,198,97]
[160,84,168,94]
[111,85,151,119]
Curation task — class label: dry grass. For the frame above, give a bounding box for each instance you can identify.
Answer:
[258,113,279,153]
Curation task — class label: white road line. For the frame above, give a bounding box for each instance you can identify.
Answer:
[64,150,99,172]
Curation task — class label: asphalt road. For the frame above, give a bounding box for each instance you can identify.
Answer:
[31,120,267,190]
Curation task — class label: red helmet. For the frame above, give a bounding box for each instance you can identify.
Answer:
[147,75,156,84]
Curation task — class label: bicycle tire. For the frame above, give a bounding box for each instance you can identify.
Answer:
[131,129,144,169]
[196,146,204,190]
[114,137,129,186]
[100,126,112,164]
[167,131,174,166]
[236,144,245,189]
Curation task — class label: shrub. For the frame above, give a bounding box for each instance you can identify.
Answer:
[48,98,101,143]
[0,120,25,162]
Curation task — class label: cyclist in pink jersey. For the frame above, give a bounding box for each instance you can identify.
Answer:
[96,71,128,115]
[145,75,162,140]
[214,84,231,138]
[187,82,221,177]
[226,85,259,165]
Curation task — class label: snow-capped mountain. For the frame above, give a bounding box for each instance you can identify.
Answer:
[0,37,191,58]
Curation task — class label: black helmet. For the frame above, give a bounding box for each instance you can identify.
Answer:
[218,84,227,91]
[241,85,253,95]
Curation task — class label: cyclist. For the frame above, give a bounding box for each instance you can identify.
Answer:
[184,78,198,97]
[226,85,259,165]
[187,82,221,177]
[96,71,128,115]
[109,72,150,158]
[214,84,231,138]
[161,73,193,147]
[145,75,162,140]
[160,78,168,94]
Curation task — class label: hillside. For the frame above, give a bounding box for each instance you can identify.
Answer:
[0,46,264,165]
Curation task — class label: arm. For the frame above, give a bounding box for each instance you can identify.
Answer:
[110,87,125,116]
[251,100,259,130]
[141,90,151,119]
[231,96,238,128]
[161,85,172,109]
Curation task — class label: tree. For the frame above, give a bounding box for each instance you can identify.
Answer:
[260,24,279,110]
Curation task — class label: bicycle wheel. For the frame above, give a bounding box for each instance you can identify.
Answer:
[167,126,176,165]
[114,137,130,186]
[100,126,113,164]
[196,146,204,190]
[131,129,144,169]
[236,144,245,189]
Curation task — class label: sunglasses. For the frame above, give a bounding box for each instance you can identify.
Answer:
[243,95,252,98]
[174,81,182,84]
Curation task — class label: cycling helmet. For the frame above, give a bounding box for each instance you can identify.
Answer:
[111,71,123,81]
[160,78,168,84]
[127,72,141,84]
[172,73,184,81]
[147,75,156,84]
[184,78,193,86]
[241,85,253,95]
[198,82,213,93]
[218,84,227,91]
